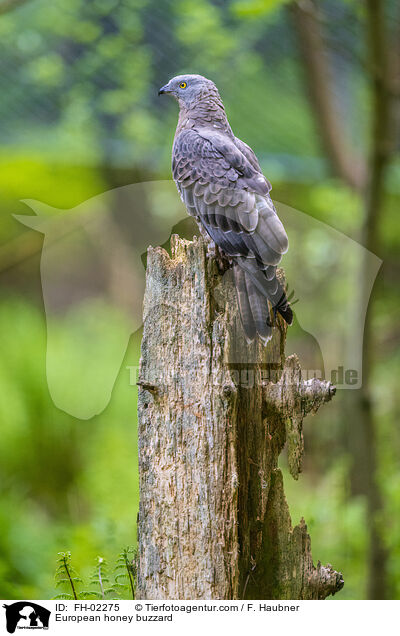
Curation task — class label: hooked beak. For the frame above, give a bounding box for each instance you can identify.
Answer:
[158,83,171,96]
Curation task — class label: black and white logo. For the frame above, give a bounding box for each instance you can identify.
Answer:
[3,602,50,633]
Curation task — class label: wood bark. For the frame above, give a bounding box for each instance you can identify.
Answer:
[136,234,343,600]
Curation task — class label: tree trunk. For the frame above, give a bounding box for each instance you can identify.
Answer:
[359,0,394,599]
[136,234,343,600]
[290,0,366,191]
[291,0,398,599]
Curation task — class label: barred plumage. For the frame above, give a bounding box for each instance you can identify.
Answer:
[159,74,293,342]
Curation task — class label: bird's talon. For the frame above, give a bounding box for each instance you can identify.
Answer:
[206,242,230,273]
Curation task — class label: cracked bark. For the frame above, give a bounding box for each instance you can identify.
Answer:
[136,234,343,600]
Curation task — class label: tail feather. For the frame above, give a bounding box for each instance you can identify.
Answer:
[233,262,292,343]
[233,265,256,342]
[274,293,293,325]
[244,271,271,343]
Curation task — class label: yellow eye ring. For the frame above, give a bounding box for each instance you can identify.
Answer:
[179,82,187,89]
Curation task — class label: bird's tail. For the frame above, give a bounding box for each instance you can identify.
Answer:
[233,262,293,344]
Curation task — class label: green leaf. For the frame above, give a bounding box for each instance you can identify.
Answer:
[232,0,291,18]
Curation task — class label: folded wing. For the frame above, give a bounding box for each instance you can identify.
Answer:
[172,129,293,342]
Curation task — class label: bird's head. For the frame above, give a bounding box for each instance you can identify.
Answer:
[158,74,219,108]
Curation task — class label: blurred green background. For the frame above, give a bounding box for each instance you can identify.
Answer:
[0,0,399,600]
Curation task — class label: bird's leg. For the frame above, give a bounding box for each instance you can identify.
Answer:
[206,240,231,273]
[196,219,231,273]
[196,220,212,244]
[213,246,231,273]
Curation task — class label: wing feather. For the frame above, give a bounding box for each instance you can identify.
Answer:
[172,128,292,340]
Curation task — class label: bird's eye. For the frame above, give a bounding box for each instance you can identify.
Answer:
[179,82,187,89]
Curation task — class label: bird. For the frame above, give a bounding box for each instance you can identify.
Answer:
[158,74,293,343]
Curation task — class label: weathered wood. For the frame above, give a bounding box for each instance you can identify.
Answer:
[137,234,343,600]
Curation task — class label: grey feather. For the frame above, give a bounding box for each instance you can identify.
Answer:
[233,264,256,342]
[161,73,293,342]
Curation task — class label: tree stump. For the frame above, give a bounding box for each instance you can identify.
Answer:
[136,234,343,600]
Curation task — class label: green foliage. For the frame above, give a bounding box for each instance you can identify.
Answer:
[114,547,137,600]
[232,0,292,19]
[53,549,137,600]
[281,458,368,600]
[0,297,140,599]
[88,556,119,600]
[0,0,326,173]
[54,552,83,600]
